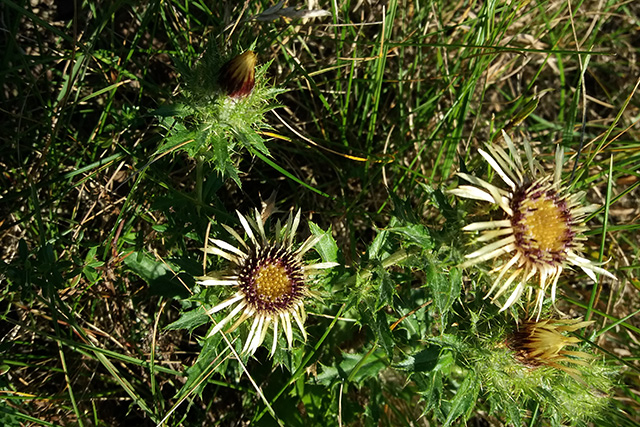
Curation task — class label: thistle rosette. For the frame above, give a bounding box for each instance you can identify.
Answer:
[199,208,338,356]
[450,131,616,318]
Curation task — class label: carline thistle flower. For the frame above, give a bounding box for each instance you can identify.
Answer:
[200,207,338,356]
[509,318,594,376]
[217,50,257,99]
[450,131,616,318]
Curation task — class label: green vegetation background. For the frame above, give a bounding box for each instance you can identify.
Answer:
[1,0,639,425]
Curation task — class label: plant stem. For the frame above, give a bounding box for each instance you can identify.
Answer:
[343,247,416,287]
[196,155,204,215]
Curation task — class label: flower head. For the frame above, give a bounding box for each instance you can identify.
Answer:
[450,131,615,318]
[217,50,257,99]
[509,318,594,375]
[200,207,338,356]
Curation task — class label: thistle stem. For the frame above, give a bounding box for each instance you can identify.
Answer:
[196,155,204,215]
[343,247,416,287]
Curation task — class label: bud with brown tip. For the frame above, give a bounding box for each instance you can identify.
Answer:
[509,318,594,376]
[218,50,257,99]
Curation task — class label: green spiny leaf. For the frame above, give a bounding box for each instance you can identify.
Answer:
[308,222,339,264]
[443,373,480,427]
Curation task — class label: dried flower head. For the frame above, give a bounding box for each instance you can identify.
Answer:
[200,207,338,356]
[509,318,594,375]
[218,50,257,99]
[450,131,615,318]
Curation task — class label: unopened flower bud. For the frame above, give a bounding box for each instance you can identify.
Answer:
[218,50,257,99]
[509,318,594,375]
